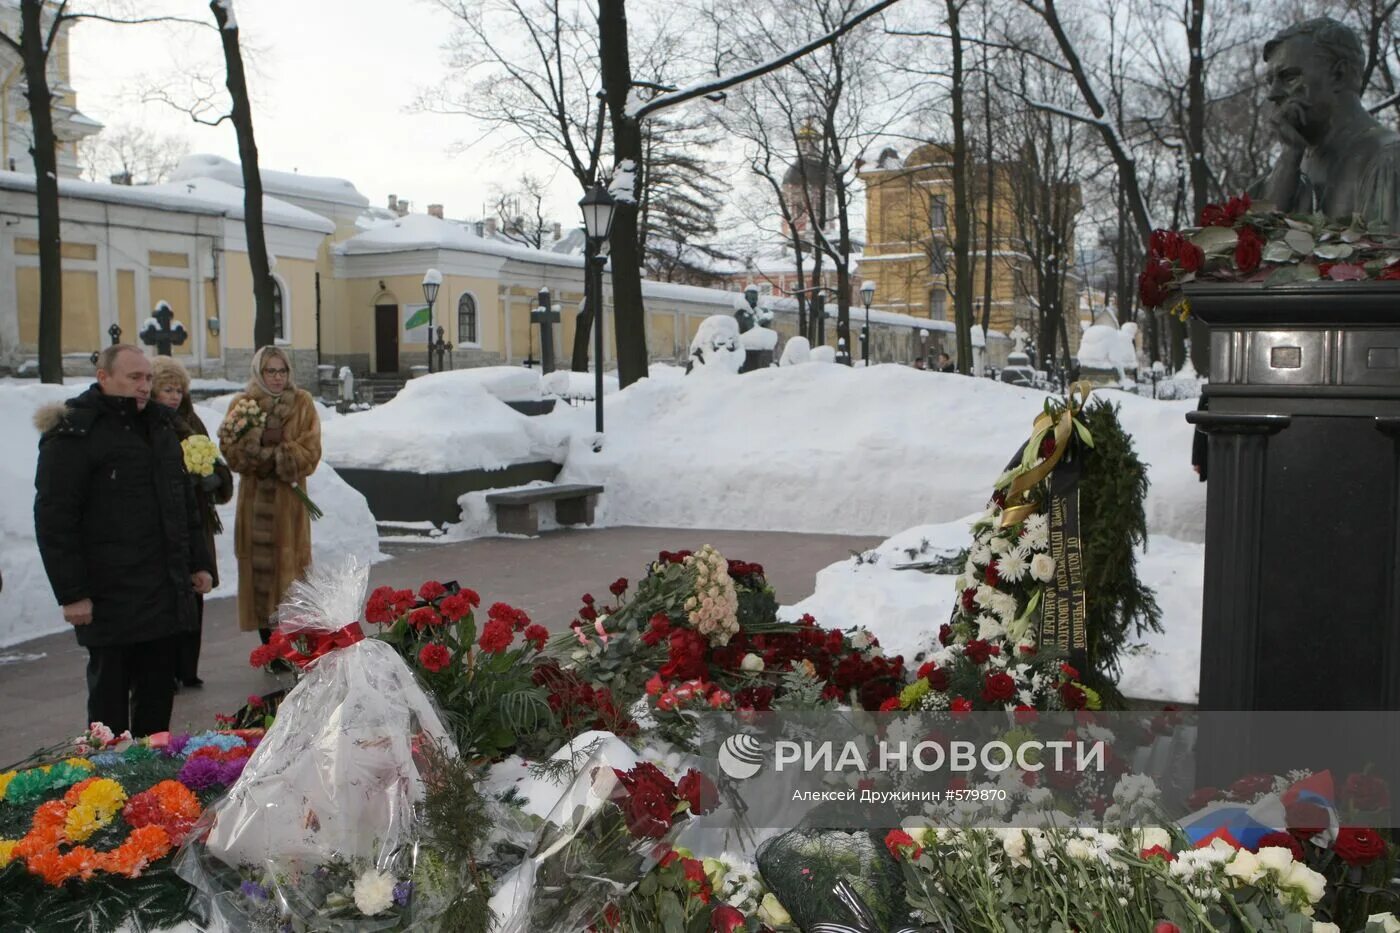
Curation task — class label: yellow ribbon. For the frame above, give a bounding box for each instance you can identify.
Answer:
[998,382,1094,529]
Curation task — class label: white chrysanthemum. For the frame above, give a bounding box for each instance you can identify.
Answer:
[977,615,1006,642]
[997,550,1029,583]
[964,558,979,581]
[353,869,396,916]
[970,544,993,567]
[1030,554,1056,583]
[992,593,1019,622]
[1024,513,1048,536]
[988,534,1012,555]
[1023,526,1050,552]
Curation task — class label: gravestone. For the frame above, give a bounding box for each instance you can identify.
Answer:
[1187,282,1400,712]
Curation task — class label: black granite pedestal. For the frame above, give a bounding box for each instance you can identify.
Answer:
[1187,283,1400,782]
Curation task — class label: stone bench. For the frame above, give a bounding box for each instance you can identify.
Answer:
[485,484,604,535]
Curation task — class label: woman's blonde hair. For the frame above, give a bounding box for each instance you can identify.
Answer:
[151,355,191,398]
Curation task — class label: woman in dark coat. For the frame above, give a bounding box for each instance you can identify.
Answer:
[151,357,234,687]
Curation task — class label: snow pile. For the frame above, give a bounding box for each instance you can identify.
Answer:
[0,384,381,648]
[321,369,568,472]
[556,364,1205,542]
[1078,322,1140,372]
[781,520,1204,704]
[543,370,620,401]
[741,326,779,351]
[429,366,544,403]
[779,337,811,366]
[688,315,745,374]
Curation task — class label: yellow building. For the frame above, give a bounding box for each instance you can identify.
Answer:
[858,143,1080,357]
[1,1,102,177]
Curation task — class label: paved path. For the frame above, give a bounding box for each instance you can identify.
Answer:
[0,527,880,767]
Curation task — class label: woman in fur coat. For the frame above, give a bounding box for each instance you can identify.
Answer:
[218,347,321,642]
[151,356,234,686]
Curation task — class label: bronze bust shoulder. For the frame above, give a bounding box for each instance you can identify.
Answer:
[1258,17,1400,231]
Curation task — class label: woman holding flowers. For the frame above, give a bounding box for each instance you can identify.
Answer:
[151,357,233,687]
[218,347,321,643]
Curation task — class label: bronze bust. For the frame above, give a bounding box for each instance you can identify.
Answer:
[1258,17,1400,230]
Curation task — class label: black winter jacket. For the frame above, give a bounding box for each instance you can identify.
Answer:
[34,385,214,647]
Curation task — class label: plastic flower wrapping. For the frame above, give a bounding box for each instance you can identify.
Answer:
[173,560,461,930]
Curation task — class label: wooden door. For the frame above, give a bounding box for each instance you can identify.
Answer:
[375,305,398,373]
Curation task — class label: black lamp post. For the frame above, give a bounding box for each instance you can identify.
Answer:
[421,268,441,373]
[860,279,875,366]
[579,183,617,434]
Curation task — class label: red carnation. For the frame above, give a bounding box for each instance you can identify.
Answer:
[879,697,901,712]
[364,586,398,624]
[1013,704,1037,724]
[523,624,549,651]
[678,769,719,815]
[1235,226,1264,273]
[478,617,514,653]
[418,580,446,602]
[1154,924,1182,933]
[938,624,954,646]
[710,904,746,933]
[1179,242,1205,273]
[249,644,277,668]
[392,589,416,613]
[1253,831,1303,861]
[1058,683,1087,710]
[418,643,451,673]
[950,697,973,713]
[1059,662,1080,681]
[1141,845,1175,862]
[1334,827,1386,866]
[1345,773,1391,811]
[884,828,921,860]
[459,587,481,608]
[984,560,1001,587]
[609,577,629,597]
[960,588,978,613]
[438,592,473,621]
[408,606,441,630]
[982,671,1017,704]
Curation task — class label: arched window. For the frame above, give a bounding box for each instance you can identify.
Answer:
[457,292,478,344]
[271,277,287,341]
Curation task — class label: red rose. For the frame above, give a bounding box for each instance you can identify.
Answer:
[1225,193,1251,222]
[925,666,950,692]
[418,580,446,602]
[1253,831,1303,861]
[984,560,1001,587]
[418,643,451,673]
[1058,683,1087,710]
[1180,242,1205,273]
[1345,773,1391,811]
[710,904,746,933]
[523,624,549,651]
[438,592,473,621]
[409,606,441,630]
[825,630,845,654]
[950,697,973,713]
[1379,260,1400,280]
[982,671,1016,704]
[938,624,954,646]
[1141,845,1175,862]
[678,770,719,815]
[1038,434,1057,460]
[1186,786,1221,810]
[641,612,672,647]
[1013,704,1037,724]
[1229,773,1274,801]
[624,786,674,838]
[660,628,708,682]
[581,593,595,606]
[682,857,706,885]
[960,588,978,614]
[1334,826,1386,866]
[1139,259,1174,308]
[478,617,514,653]
[963,639,992,665]
[579,604,598,622]
[1199,202,1228,227]
[1058,662,1080,681]
[1234,226,1263,273]
[247,693,264,707]
[609,577,629,597]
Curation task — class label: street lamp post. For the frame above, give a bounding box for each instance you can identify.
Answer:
[860,279,875,366]
[422,269,442,373]
[579,184,617,435]
[813,291,827,346]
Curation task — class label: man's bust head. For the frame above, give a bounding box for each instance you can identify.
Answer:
[1264,17,1366,147]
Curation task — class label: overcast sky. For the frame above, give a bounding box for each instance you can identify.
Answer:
[68,0,583,225]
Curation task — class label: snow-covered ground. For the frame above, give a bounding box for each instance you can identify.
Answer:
[780,519,1203,704]
[0,384,381,647]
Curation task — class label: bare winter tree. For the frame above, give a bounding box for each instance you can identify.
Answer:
[80,124,190,185]
[0,0,204,382]
[488,173,554,250]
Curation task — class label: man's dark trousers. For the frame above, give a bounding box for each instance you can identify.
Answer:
[85,635,181,736]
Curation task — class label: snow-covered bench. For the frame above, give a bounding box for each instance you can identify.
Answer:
[485,483,604,535]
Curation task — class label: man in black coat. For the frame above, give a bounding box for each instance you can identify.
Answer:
[34,344,214,737]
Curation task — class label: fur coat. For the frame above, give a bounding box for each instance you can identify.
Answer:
[219,386,321,632]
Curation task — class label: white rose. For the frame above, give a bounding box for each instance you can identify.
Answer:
[740,652,765,673]
[757,893,793,927]
[1134,827,1171,852]
[1369,915,1400,933]
[850,630,872,650]
[1283,861,1327,903]
[1312,923,1341,933]
[1030,553,1056,583]
[1224,849,1263,884]
[998,828,1031,865]
[1255,845,1295,876]
[352,869,396,916]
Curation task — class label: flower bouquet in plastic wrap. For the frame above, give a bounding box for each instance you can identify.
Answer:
[491,748,720,932]
[174,560,465,931]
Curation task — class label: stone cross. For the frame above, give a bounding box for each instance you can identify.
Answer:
[530,287,561,374]
[1009,324,1030,354]
[139,302,187,356]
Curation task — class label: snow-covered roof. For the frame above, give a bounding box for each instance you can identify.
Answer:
[169,154,370,211]
[0,170,335,234]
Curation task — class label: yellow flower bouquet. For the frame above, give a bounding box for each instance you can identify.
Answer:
[181,435,219,478]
